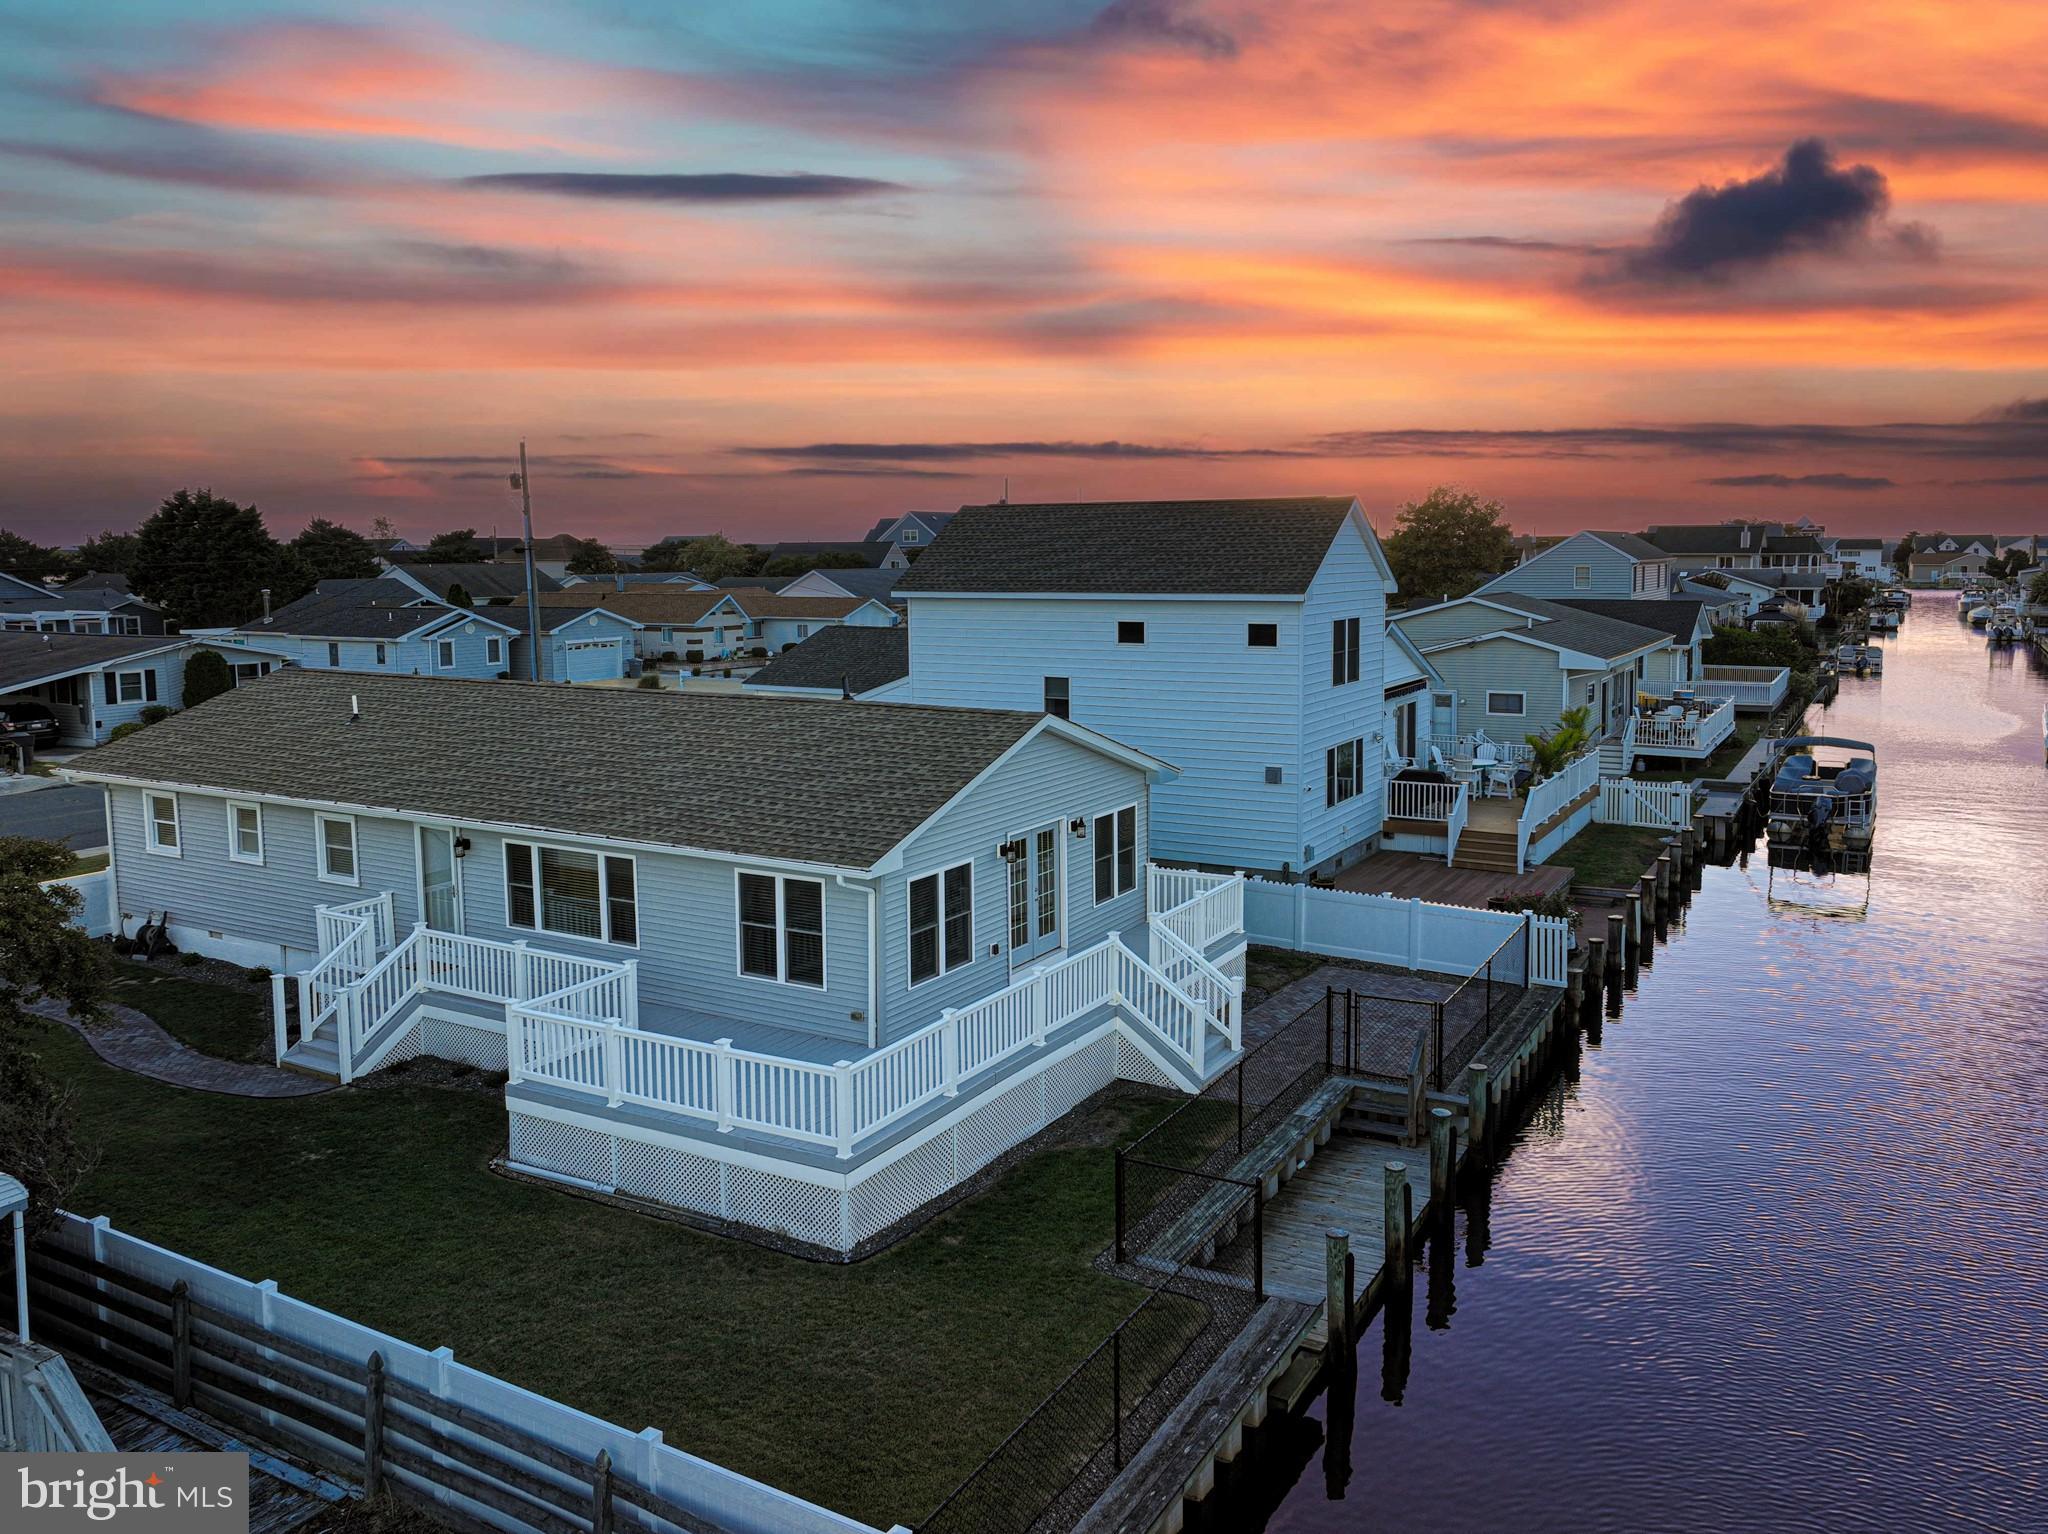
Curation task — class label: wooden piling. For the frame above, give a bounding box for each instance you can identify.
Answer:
[1382,1162,1410,1280]
[170,1279,191,1409]
[1638,869,1658,923]
[591,1450,615,1534]
[1462,1062,1490,1151]
[1605,912,1625,975]
[1325,1229,1350,1347]
[1428,1108,1454,1209]
[363,1351,387,1498]
[1657,851,1674,899]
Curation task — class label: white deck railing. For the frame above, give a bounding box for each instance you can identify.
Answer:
[1147,865,1244,954]
[509,930,1235,1159]
[1699,664,1790,710]
[0,1340,114,1452]
[1426,731,1534,768]
[1386,778,1467,822]
[315,892,393,970]
[1633,698,1737,757]
[1516,749,1601,870]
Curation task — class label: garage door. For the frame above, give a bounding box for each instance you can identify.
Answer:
[563,639,622,682]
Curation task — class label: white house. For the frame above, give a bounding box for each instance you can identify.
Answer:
[1475,530,1673,601]
[898,497,1400,879]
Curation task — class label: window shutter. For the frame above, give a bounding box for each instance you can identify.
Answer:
[103,673,116,705]
[143,670,158,702]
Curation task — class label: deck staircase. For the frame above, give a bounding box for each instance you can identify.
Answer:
[280,1023,343,1080]
[1598,715,1639,778]
[1449,824,1519,873]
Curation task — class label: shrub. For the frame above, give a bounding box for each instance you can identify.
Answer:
[660,650,679,663]
[637,674,662,689]
[139,704,175,726]
[1488,889,1581,928]
[685,649,703,663]
[747,646,767,659]
[182,649,233,708]
[106,721,145,742]
[1524,705,1593,779]
[245,966,273,983]
[177,951,201,966]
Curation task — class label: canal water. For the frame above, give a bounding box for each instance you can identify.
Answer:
[1227,592,2048,1534]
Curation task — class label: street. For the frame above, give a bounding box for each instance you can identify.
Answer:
[0,782,108,850]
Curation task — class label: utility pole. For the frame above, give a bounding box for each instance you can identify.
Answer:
[511,441,544,681]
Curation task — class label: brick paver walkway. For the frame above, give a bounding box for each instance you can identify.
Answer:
[28,995,334,1098]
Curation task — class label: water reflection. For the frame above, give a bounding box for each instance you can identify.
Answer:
[1241,593,2048,1534]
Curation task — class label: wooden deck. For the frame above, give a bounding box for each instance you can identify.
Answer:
[1332,849,1570,908]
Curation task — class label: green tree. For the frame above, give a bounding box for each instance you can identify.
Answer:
[444,583,473,609]
[424,528,486,562]
[75,530,140,576]
[1382,487,1517,604]
[759,551,872,577]
[181,649,233,708]
[644,534,760,580]
[564,538,621,576]
[290,518,381,583]
[1891,532,1917,575]
[0,530,73,583]
[0,836,107,1235]
[1525,705,1593,778]
[131,489,310,628]
[2030,571,2048,606]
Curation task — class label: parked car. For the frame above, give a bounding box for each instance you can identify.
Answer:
[0,701,62,743]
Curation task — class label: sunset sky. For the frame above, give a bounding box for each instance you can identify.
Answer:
[5,0,2048,544]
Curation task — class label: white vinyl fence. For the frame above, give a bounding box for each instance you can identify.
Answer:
[1596,778,1696,831]
[1243,877,1569,989]
[27,1212,883,1534]
[42,868,112,937]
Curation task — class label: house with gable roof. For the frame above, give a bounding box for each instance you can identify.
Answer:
[66,670,1248,1253]
[1476,530,1674,601]
[898,497,1399,879]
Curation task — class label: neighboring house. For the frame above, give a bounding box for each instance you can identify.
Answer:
[519,533,597,580]
[774,566,905,607]
[1382,626,1449,767]
[742,626,911,700]
[68,670,1246,1253]
[766,541,908,571]
[740,595,899,653]
[899,497,1399,878]
[0,587,166,636]
[1726,567,1828,618]
[380,562,562,605]
[0,571,54,600]
[1909,550,1988,585]
[367,536,423,558]
[0,633,283,747]
[1552,599,1713,697]
[1834,538,1889,580]
[1677,570,1772,618]
[494,605,641,683]
[538,589,742,661]
[1390,593,1666,753]
[219,579,519,679]
[865,512,956,554]
[1475,530,1673,600]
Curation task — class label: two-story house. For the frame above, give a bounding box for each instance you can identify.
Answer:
[1475,530,1673,599]
[897,497,1399,879]
[864,512,956,556]
[219,580,522,679]
[67,671,1247,1253]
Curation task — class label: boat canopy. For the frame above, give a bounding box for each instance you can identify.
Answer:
[1773,736,1877,756]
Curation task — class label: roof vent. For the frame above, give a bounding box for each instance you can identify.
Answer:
[350,693,361,724]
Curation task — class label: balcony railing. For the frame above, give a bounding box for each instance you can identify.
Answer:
[1633,698,1737,757]
[1516,748,1601,871]
[1645,665,1788,712]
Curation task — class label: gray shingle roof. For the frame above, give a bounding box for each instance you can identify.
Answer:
[1553,598,1708,645]
[780,567,903,604]
[1479,593,1670,660]
[0,632,182,691]
[744,626,909,696]
[71,669,1048,869]
[895,498,1358,595]
[384,563,562,602]
[1642,523,1778,555]
[1584,531,1670,561]
[235,579,476,640]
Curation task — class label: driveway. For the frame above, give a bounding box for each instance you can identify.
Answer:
[0,782,107,849]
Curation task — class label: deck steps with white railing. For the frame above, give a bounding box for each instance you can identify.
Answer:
[280,1023,342,1080]
[1451,826,1520,874]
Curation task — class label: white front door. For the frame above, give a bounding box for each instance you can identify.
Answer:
[419,826,461,933]
[1007,824,1062,965]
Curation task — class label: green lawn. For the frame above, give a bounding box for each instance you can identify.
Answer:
[1552,823,1671,890]
[62,851,109,877]
[105,957,274,1063]
[25,1020,1176,1528]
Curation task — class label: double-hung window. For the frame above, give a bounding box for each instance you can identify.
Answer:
[106,670,154,705]
[1573,564,1592,589]
[228,801,263,864]
[1044,677,1070,720]
[738,873,825,987]
[1325,739,1364,806]
[144,792,180,856]
[327,642,341,668]
[374,643,388,666]
[315,814,358,885]
[1092,805,1137,904]
[485,636,503,666]
[908,862,974,985]
[1330,618,1360,685]
[437,638,456,669]
[505,842,638,945]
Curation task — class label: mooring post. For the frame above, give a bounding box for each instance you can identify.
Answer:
[1605,911,1625,976]
[170,1279,191,1409]
[1463,1061,1490,1152]
[1657,851,1674,898]
[1325,1228,1351,1347]
[1382,1162,1411,1282]
[1428,1107,1455,1210]
[591,1448,614,1534]
[363,1351,386,1498]
[1639,868,1659,923]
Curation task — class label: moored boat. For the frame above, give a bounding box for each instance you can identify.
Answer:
[1765,736,1878,854]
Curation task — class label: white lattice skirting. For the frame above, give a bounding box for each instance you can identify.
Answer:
[383,1006,513,1072]
[507,1023,1166,1254]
